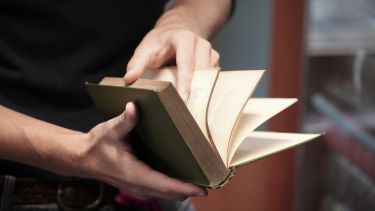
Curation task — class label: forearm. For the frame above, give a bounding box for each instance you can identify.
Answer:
[0,105,86,177]
[0,104,206,199]
[157,0,232,39]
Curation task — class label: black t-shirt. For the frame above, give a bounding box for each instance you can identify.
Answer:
[0,0,167,177]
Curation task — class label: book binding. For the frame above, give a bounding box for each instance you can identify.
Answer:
[212,167,236,189]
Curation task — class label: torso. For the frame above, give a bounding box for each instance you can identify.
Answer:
[0,0,166,177]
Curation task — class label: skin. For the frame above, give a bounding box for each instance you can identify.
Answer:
[125,0,231,101]
[0,0,232,201]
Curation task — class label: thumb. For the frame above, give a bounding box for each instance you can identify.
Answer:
[111,102,139,139]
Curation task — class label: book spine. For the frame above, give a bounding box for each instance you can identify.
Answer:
[311,94,375,181]
[320,194,352,211]
[157,84,230,188]
[324,123,375,181]
[211,167,236,189]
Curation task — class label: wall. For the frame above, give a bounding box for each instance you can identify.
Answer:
[213,0,272,97]
[192,1,275,211]
[193,0,307,210]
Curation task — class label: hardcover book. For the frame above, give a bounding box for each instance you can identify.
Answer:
[86,67,320,188]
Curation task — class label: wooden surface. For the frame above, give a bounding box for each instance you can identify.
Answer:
[192,0,306,210]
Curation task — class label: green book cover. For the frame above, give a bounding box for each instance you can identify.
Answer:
[86,80,231,188]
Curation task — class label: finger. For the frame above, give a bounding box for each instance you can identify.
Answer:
[146,46,174,69]
[125,43,174,84]
[174,33,196,102]
[124,41,158,85]
[129,159,207,200]
[194,39,212,68]
[210,49,220,67]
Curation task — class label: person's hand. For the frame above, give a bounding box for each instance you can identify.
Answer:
[124,25,220,102]
[123,0,232,102]
[79,102,207,200]
[0,103,206,201]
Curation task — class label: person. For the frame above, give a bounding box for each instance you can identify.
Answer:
[0,0,232,210]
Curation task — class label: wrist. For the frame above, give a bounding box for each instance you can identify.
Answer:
[65,130,110,181]
[156,8,205,37]
[155,0,232,39]
[0,106,94,179]
[40,130,91,178]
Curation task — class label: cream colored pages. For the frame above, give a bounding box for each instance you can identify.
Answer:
[141,67,177,84]
[208,70,265,165]
[141,67,219,139]
[227,98,297,165]
[185,69,219,139]
[230,131,321,167]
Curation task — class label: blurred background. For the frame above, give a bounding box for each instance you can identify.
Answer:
[192,0,375,210]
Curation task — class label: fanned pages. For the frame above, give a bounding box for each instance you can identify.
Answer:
[86,67,322,188]
[230,132,321,167]
[227,98,297,166]
[207,70,264,164]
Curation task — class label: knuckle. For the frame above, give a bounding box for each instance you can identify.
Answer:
[148,47,166,67]
[158,183,171,194]
[147,52,157,66]
[177,30,196,42]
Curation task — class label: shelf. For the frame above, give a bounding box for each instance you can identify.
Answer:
[307,0,375,56]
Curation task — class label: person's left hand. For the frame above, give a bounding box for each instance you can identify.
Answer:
[124,25,220,102]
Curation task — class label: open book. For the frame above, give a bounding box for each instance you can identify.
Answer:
[86,67,320,188]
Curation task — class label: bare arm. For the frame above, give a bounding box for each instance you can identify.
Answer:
[0,105,85,176]
[0,0,231,200]
[0,104,206,200]
[156,0,232,39]
[124,0,232,101]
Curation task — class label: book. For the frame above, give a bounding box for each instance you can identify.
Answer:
[324,153,375,211]
[86,67,320,188]
[308,94,375,181]
[324,121,375,181]
[320,194,352,211]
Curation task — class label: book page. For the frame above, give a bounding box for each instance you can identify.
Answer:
[207,70,265,165]
[230,131,321,167]
[227,98,297,165]
[141,67,219,140]
[140,67,178,85]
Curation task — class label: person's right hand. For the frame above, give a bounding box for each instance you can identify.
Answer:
[77,102,207,200]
